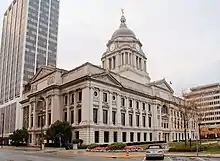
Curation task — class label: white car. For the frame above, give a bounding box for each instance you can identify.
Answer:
[144,145,164,160]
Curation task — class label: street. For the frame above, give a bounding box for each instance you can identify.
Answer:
[0,149,219,161]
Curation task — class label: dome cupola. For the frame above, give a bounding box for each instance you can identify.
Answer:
[111,13,136,39]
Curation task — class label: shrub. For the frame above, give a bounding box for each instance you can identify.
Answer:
[108,142,126,150]
[78,144,87,149]
[87,143,99,149]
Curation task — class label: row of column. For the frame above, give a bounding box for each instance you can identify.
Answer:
[104,52,147,72]
[96,90,153,128]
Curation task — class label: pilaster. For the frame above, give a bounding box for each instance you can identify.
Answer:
[109,92,113,125]
[74,91,78,125]
[45,98,48,128]
[81,87,90,125]
[116,94,121,126]
[125,98,129,126]
[98,90,103,125]
[66,93,70,122]
[28,104,31,129]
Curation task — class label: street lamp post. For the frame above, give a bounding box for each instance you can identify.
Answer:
[1,113,4,148]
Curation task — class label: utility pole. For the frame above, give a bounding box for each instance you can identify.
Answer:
[1,113,4,148]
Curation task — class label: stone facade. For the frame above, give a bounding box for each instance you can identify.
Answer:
[20,13,197,145]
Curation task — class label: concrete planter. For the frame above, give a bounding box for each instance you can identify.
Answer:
[73,144,78,150]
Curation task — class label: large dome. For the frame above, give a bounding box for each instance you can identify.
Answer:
[111,15,136,39]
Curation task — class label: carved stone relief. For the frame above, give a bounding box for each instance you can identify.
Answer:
[47,76,55,85]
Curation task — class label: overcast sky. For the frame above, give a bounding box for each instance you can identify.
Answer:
[0,0,220,95]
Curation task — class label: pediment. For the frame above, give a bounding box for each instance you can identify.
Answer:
[91,72,122,87]
[31,66,56,83]
[151,79,174,93]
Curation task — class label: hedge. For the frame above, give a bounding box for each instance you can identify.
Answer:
[108,142,126,150]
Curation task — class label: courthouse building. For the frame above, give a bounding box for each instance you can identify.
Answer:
[20,14,197,145]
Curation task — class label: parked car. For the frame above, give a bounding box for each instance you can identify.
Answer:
[144,145,164,160]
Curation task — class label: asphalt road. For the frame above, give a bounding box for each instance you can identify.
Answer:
[0,149,219,161]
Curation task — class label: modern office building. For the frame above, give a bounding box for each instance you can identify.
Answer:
[0,0,59,139]
[21,13,197,145]
[184,83,220,138]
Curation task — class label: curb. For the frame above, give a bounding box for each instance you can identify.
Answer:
[104,155,144,159]
[166,155,220,158]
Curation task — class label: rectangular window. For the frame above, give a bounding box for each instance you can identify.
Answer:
[70,111,74,124]
[95,131,99,143]
[31,116,33,127]
[144,133,147,141]
[136,115,140,127]
[143,116,146,127]
[93,108,98,123]
[64,111,67,121]
[75,131,79,139]
[103,92,108,102]
[112,111,116,125]
[130,132,134,142]
[64,95,68,106]
[121,98,125,106]
[47,113,51,125]
[71,93,74,104]
[114,132,117,142]
[104,131,109,143]
[149,133,152,141]
[78,91,82,102]
[129,114,133,126]
[78,109,81,123]
[122,132,126,142]
[121,113,125,126]
[143,103,145,110]
[137,132,141,142]
[103,110,108,124]
[136,101,139,109]
[129,100,132,108]
[148,117,151,128]
[148,104,151,111]
[38,116,41,127]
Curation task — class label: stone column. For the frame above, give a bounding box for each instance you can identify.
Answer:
[67,93,70,122]
[74,91,78,125]
[133,100,136,127]
[33,102,36,128]
[45,98,49,128]
[116,94,121,126]
[51,95,54,124]
[125,98,129,126]
[52,94,61,123]
[133,53,136,67]
[109,92,113,125]
[144,61,146,72]
[98,90,103,125]
[89,87,93,123]
[28,104,32,129]
[117,53,120,68]
[140,103,143,128]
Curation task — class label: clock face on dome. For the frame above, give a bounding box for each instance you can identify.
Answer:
[136,44,140,51]
[109,43,116,52]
